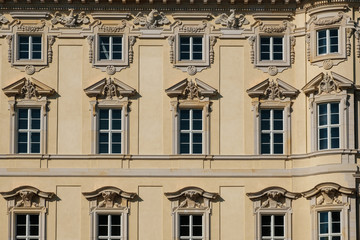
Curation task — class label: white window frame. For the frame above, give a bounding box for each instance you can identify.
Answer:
[13,33,48,66]
[259,36,284,61]
[260,109,284,155]
[179,109,204,155]
[10,209,46,240]
[316,29,339,56]
[14,213,40,240]
[318,211,342,240]
[17,108,42,154]
[98,108,123,154]
[178,213,204,240]
[179,36,204,61]
[260,214,285,240]
[18,35,42,61]
[98,35,124,61]
[317,102,340,150]
[96,212,124,240]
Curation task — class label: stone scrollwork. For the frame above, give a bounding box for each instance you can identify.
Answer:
[346,28,354,57]
[99,20,127,33]
[215,9,249,29]
[318,72,338,94]
[0,13,9,26]
[87,35,94,63]
[129,36,136,64]
[18,19,46,32]
[312,12,343,26]
[259,20,288,33]
[6,35,12,63]
[179,20,207,33]
[133,9,170,29]
[0,186,55,211]
[51,8,90,27]
[264,79,283,100]
[210,36,217,64]
[83,186,137,211]
[47,36,56,63]
[168,35,175,64]
[248,36,256,64]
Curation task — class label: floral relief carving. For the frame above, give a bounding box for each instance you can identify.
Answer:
[21,78,37,99]
[248,36,256,64]
[99,20,127,33]
[129,36,136,64]
[346,28,353,57]
[183,79,200,100]
[260,191,285,208]
[210,36,217,64]
[179,191,202,208]
[290,36,296,64]
[51,9,90,27]
[103,78,117,99]
[318,73,338,95]
[179,21,207,33]
[312,12,343,26]
[18,19,46,32]
[87,35,94,63]
[168,35,175,64]
[215,9,249,29]
[259,21,288,33]
[264,79,283,100]
[316,188,342,205]
[47,36,55,63]
[6,35,12,63]
[133,9,170,29]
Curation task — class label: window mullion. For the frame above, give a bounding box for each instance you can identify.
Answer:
[270,110,274,154]
[190,37,193,61]
[326,30,330,54]
[108,214,111,239]
[109,109,112,154]
[190,110,193,154]
[29,36,32,60]
[109,37,113,61]
[26,214,29,239]
[189,215,193,238]
[270,37,273,61]
[28,108,31,154]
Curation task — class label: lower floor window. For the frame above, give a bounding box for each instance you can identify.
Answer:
[98,214,122,240]
[261,214,285,240]
[318,211,341,240]
[16,214,40,240]
[179,214,203,240]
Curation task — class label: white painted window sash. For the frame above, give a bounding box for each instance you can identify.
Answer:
[261,215,285,240]
[179,214,204,240]
[317,103,340,150]
[16,214,40,240]
[18,108,41,154]
[318,212,342,239]
[261,109,284,154]
[317,29,339,55]
[98,214,122,240]
[99,109,122,154]
[179,109,203,154]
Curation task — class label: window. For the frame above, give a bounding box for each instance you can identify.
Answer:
[98,109,122,154]
[97,214,122,240]
[317,29,338,56]
[17,108,41,154]
[261,215,285,240]
[179,109,203,154]
[260,37,283,61]
[318,211,341,240]
[98,36,123,61]
[179,36,203,61]
[16,214,40,240]
[179,214,203,240]
[318,103,339,150]
[18,35,42,60]
[260,109,284,154]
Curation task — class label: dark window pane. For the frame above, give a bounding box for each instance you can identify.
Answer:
[329,29,338,37]
[180,226,189,236]
[274,215,284,225]
[274,144,283,154]
[331,139,339,149]
[319,104,327,114]
[19,109,28,118]
[99,109,109,119]
[274,226,284,236]
[318,30,326,38]
[331,127,339,138]
[261,53,270,60]
[273,53,283,60]
[261,110,270,119]
[17,214,26,224]
[318,47,327,55]
[31,109,40,118]
[112,215,121,225]
[261,144,270,154]
[111,226,121,236]
[193,110,202,119]
[332,211,340,221]
[193,226,202,236]
[193,143,202,154]
[319,139,328,150]
[98,215,108,224]
[331,103,339,113]
[330,45,338,53]
[261,226,271,236]
[30,214,39,224]
[98,226,108,236]
[16,226,26,236]
[262,215,271,225]
[18,143,27,153]
[319,128,328,139]
[30,226,39,235]
[273,38,283,44]
[319,115,327,126]
[112,109,121,118]
[180,215,189,225]
[193,215,202,225]
[31,143,40,153]
[180,133,189,143]
[31,120,40,130]
[180,144,189,154]
[180,120,189,130]
[332,223,340,233]
[261,120,270,130]
[319,223,328,234]
[261,134,270,143]
[112,119,121,130]
[193,37,202,44]
[319,212,328,223]
[260,38,270,44]
[112,144,121,153]
[100,120,109,130]
[19,120,28,130]
[99,133,108,143]
[99,143,109,154]
[180,110,189,120]
[274,134,283,144]
[274,120,283,130]
[112,133,121,143]
[193,133,202,143]
[192,53,202,60]
[32,52,42,60]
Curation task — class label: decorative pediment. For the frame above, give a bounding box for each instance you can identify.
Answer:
[83,186,137,210]
[84,77,136,99]
[165,186,218,210]
[2,77,55,99]
[165,78,217,100]
[247,187,300,209]
[0,186,54,210]
[302,183,355,206]
[302,72,354,95]
[247,78,299,100]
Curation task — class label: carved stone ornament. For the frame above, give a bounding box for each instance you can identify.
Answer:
[268,66,278,76]
[165,186,218,211]
[87,35,94,63]
[247,78,299,100]
[215,9,249,29]
[6,35,12,63]
[259,20,288,33]
[106,65,116,75]
[209,36,217,64]
[302,71,354,96]
[25,65,36,75]
[165,78,218,100]
[323,59,333,70]
[47,36,56,63]
[247,187,300,210]
[179,21,208,33]
[84,77,136,100]
[133,9,170,29]
[346,28,354,57]
[51,9,90,27]
[2,77,55,100]
[83,186,137,210]
[290,36,296,64]
[129,36,136,64]
[99,20,127,33]
[302,182,355,207]
[248,36,256,64]
[312,12,344,26]
[168,35,175,64]
[187,66,197,76]
[0,186,54,210]
[0,13,9,26]
[18,19,46,32]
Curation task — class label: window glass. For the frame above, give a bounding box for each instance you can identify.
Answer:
[260,109,284,154]
[318,103,340,150]
[98,214,122,239]
[18,36,42,60]
[317,29,339,55]
[17,108,41,154]
[179,214,203,239]
[261,215,285,240]
[16,214,40,239]
[318,211,341,239]
[260,37,283,61]
[98,109,122,154]
[179,109,203,154]
[99,36,123,61]
[179,36,203,61]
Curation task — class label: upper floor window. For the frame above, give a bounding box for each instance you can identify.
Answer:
[260,37,283,61]
[16,214,40,240]
[317,29,338,56]
[18,108,41,154]
[98,109,122,154]
[260,109,284,154]
[318,103,339,150]
[318,211,341,240]
[98,214,122,240]
[179,36,203,61]
[261,214,285,240]
[179,214,203,239]
[18,35,42,60]
[98,36,123,61]
[180,109,203,154]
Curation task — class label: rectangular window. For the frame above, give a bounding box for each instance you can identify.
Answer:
[260,37,283,61]
[179,36,203,61]
[318,103,340,150]
[179,109,203,154]
[318,211,341,240]
[17,108,41,154]
[317,29,339,55]
[98,214,122,240]
[99,109,122,154]
[179,214,203,240]
[261,215,285,240]
[99,36,123,61]
[18,36,42,60]
[260,109,284,154]
[16,214,40,240]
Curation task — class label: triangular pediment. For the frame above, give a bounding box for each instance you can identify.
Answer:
[84,77,136,99]
[247,78,299,100]
[302,72,354,95]
[165,78,217,99]
[2,77,55,99]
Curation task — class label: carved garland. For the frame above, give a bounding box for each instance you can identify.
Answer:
[179,21,207,33]
[87,35,94,63]
[312,12,343,26]
[6,35,12,63]
[259,21,288,33]
[47,36,55,63]
[248,36,256,64]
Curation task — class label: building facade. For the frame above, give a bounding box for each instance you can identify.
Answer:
[0,0,359,239]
